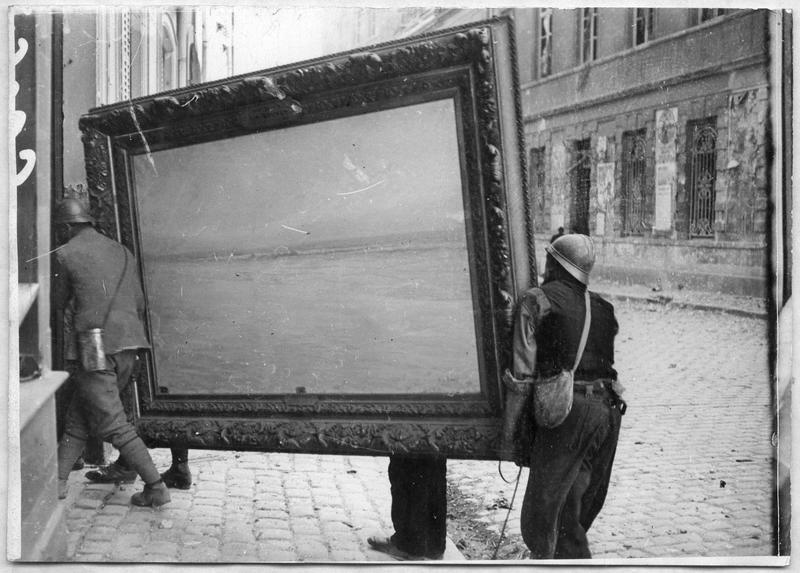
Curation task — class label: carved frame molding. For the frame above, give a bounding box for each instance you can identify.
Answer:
[80,18,532,458]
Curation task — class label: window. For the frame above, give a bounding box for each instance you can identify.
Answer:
[634,8,654,45]
[529,147,546,223]
[699,8,726,23]
[685,118,718,238]
[538,8,552,78]
[158,14,178,91]
[580,8,597,64]
[572,139,592,235]
[621,129,648,235]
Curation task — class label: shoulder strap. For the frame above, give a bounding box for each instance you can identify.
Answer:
[571,290,591,374]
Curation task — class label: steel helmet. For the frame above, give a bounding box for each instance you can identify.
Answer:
[55,197,94,225]
[545,233,595,285]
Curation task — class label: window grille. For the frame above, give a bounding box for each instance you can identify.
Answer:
[634,8,654,46]
[529,147,546,217]
[572,139,592,235]
[686,119,717,238]
[539,8,552,78]
[580,8,597,63]
[622,129,648,235]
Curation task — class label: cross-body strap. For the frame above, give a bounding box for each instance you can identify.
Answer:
[571,290,591,374]
[101,246,129,329]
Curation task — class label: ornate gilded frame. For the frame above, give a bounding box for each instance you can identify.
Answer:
[79,18,534,460]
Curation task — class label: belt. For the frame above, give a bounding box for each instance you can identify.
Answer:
[573,379,608,393]
[574,378,627,415]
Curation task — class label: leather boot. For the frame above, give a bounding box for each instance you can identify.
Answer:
[161,462,192,490]
[130,481,171,508]
[85,461,137,484]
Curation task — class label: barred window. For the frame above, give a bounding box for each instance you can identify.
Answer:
[621,129,648,235]
[686,118,718,238]
[572,139,592,235]
[580,8,597,64]
[634,8,654,46]
[539,8,552,78]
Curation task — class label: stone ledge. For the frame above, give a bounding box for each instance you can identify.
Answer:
[20,369,69,429]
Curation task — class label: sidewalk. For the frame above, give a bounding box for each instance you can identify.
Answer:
[589,278,768,318]
[63,449,464,563]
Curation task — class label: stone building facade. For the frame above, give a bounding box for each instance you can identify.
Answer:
[420,8,782,296]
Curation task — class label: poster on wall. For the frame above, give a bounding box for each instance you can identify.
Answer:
[550,142,567,230]
[654,107,678,231]
[595,162,615,236]
[655,162,676,231]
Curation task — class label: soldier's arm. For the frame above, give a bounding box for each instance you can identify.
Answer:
[510,288,551,380]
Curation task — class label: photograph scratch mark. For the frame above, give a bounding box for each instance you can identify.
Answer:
[336,179,386,196]
[281,224,310,235]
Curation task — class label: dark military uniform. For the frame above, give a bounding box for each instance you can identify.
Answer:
[512,275,623,559]
[54,226,161,486]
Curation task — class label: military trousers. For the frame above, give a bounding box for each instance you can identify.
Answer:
[57,350,160,484]
[520,385,622,559]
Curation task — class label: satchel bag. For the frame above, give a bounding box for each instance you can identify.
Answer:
[532,290,591,429]
[77,248,128,372]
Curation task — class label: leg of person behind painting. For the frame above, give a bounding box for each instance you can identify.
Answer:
[368,454,447,560]
[161,447,192,489]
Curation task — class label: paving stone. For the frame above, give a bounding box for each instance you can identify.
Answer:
[83,526,119,542]
[180,546,222,562]
[184,524,222,537]
[144,540,180,556]
[256,528,294,542]
[77,539,111,555]
[258,546,298,561]
[295,539,330,561]
[329,549,367,561]
[290,516,320,531]
[254,516,292,531]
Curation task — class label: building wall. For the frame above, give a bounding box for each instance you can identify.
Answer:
[62,12,97,189]
[524,11,769,248]
[419,8,772,295]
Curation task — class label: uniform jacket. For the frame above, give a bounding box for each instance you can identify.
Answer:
[511,276,618,382]
[54,226,150,354]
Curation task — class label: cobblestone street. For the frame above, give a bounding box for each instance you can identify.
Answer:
[449,298,775,559]
[59,295,777,564]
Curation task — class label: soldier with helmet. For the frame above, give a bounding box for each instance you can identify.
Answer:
[53,197,171,507]
[507,233,626,558]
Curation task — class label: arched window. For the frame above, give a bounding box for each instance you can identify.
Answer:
[622,129,649,235]
[686,118,718,238]
[159,14,178,91]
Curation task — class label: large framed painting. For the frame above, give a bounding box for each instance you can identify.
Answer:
[79,17,534,460]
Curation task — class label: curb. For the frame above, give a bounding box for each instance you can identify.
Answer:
[595,291,768,320]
